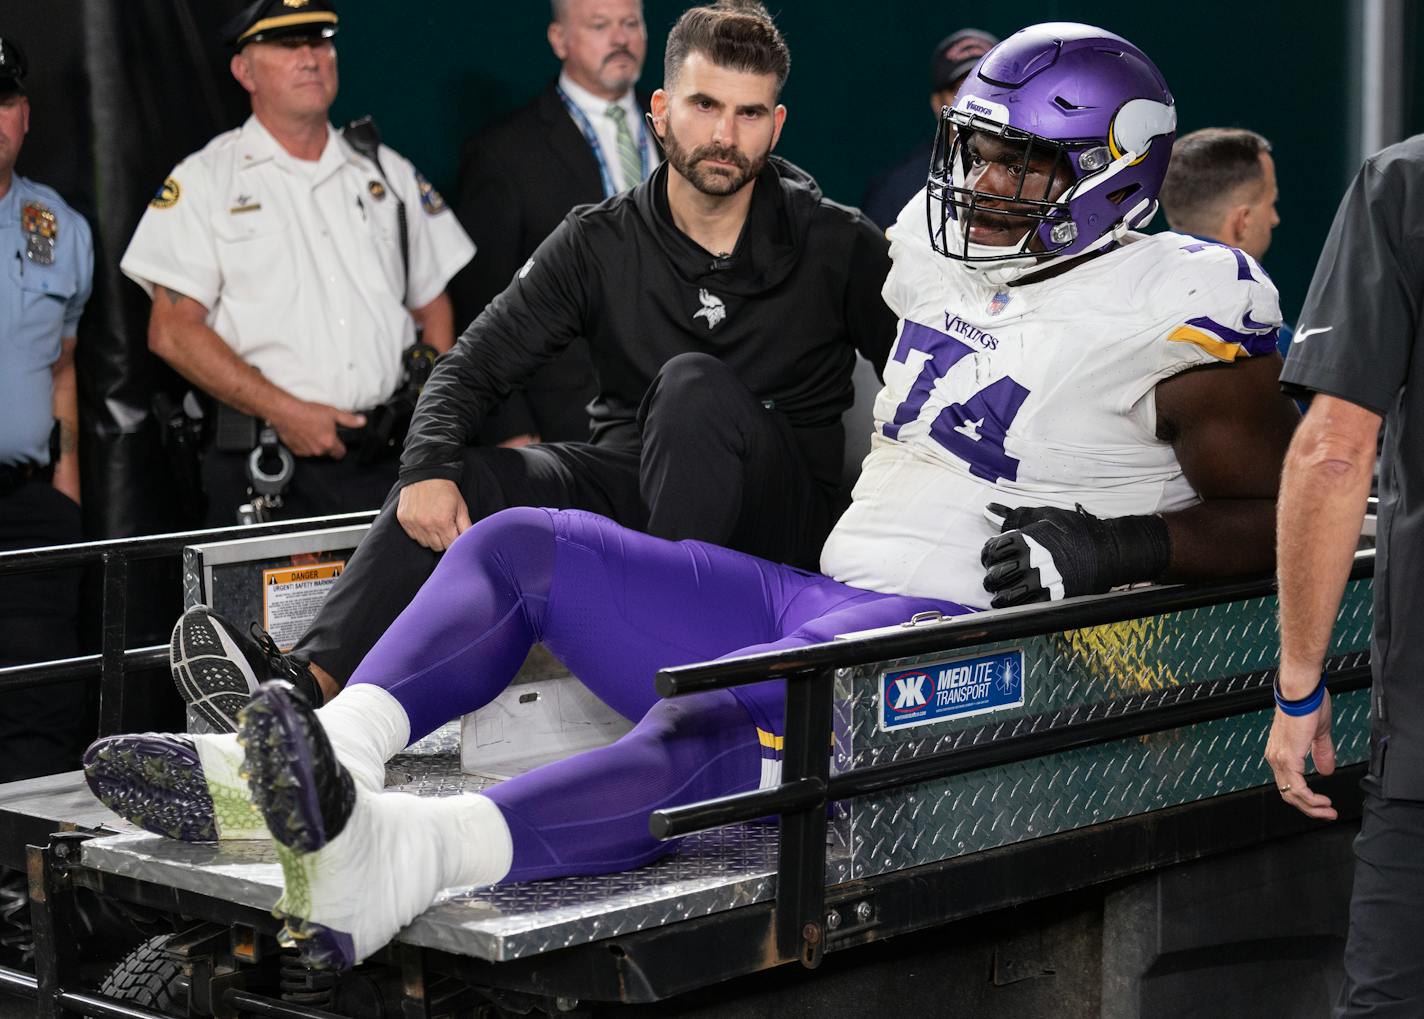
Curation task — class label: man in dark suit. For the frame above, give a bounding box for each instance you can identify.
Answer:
[451,0,655,447]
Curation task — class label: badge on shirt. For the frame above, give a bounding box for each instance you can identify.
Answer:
[230,193,262,215]
[150,177,181,210]
[988,290,1012,316]
[368,180,386,201]
[414,171,447,215]
[20,201,57,266]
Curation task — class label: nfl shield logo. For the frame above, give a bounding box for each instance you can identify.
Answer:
[988,291,1011,316]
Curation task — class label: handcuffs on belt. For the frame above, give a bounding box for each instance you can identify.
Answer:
[229,341,439,525]
[238,426,296,525]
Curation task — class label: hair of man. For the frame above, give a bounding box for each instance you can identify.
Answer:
[663,0,790,96]
[1159,127,1273,235]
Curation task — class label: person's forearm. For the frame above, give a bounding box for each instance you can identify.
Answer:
[50,337,80,503]
[1160,498,1278,581]
[1276,425,1376,696]
[148,292,299,421]
[410,292,456,353]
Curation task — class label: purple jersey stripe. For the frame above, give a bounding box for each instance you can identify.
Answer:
[1180,240,1255,281]
[1185,315,1280,357]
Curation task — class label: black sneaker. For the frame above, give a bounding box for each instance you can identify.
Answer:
[169,605,322,733]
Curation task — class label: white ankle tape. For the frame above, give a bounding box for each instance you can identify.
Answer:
[431,793,513,889]
[316,683,413,791]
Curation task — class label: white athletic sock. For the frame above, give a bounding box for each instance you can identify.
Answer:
[315,683,412,792]
[422,793,514,889]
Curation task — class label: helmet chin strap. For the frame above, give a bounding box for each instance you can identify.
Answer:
[960,242,1040,286]
[958,203,1149,286]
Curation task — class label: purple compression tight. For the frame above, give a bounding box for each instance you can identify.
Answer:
[347,508,970,882]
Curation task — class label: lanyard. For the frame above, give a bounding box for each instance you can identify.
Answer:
[555,86,651,199]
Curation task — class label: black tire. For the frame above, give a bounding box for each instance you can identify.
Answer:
[98,934,188,1017]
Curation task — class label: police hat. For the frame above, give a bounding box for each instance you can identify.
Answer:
[0,37,28,97]
[223,0,339,51]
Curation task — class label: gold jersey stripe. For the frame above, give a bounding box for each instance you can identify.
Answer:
[1167,324,1244,362]
[756,728,784,752]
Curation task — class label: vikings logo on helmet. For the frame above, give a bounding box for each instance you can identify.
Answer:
[926,23,1177,281]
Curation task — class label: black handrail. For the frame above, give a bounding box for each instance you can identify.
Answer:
[0,510,377,735]
[0,511,377,577]
[651,661,1372,839]
[656,551,1375,697]
[0,646,166,694]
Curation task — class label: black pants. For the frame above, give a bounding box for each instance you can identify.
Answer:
[297,353,842,683]
[201,447,400,526]
[0,479,85,782]
[1337,773,1424,1016]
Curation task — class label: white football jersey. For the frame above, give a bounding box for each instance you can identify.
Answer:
[821,190,1282,609]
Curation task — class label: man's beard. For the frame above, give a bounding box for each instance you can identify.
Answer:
[662,119,767,197]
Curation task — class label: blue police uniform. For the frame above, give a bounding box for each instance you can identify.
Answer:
[1,174,92,465]
[0,173,94,782]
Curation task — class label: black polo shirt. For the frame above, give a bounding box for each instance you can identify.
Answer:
[1281,135,1424,800]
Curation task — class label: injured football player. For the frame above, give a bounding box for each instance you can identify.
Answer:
[84,18,1299,971]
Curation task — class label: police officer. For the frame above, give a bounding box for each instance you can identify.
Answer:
[0,35,95,781]
[120,0,474,525]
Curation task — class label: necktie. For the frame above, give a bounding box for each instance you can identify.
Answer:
[605,103,643,191]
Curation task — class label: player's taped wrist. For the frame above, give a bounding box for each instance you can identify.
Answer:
[1089,511,1172,591]
[980,504,1171,607]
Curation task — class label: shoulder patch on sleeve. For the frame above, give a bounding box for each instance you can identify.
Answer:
[150,177,181,210]
[1156,235,1282,361]
[415,171,447,215]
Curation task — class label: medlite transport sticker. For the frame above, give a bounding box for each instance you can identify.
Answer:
[879,648,1025,732]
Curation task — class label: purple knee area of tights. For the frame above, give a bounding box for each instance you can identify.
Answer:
[346,507,559,742]
[486,689,761,883]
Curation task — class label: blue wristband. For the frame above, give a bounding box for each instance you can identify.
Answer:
[1274,673,1327,716]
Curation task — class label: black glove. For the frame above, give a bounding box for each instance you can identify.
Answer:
[979,503,1170,608]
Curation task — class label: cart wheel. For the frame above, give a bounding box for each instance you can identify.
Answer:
[98,934,189,1016]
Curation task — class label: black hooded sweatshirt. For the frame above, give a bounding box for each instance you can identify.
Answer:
[401,155,896,488]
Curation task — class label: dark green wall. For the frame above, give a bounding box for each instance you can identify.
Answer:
[326,0,1356,322]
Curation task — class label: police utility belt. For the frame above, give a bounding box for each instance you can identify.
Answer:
[211,340,440,465]
[0,460,53,498]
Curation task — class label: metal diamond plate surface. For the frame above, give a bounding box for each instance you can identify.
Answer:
[836,580,1374,878]
[81,722,849,962]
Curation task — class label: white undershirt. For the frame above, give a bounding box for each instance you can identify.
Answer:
[558,71,654,190]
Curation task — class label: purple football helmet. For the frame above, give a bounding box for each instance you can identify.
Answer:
[927,22,1176,272]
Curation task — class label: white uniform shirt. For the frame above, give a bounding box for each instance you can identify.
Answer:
[821,190,1283,609]
[120,115,474,411]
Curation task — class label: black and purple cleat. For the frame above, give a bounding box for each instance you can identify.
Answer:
[82,731,269,842]
[238,680,359,971]
[83,735,218,842]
